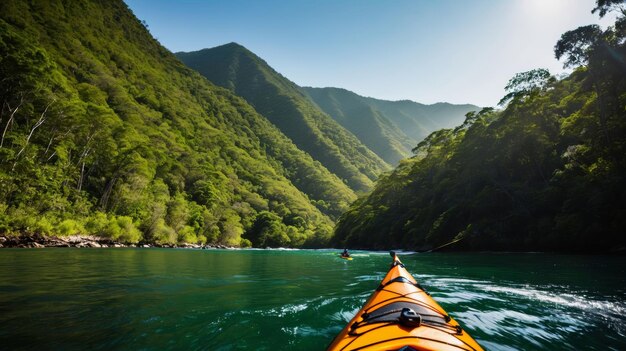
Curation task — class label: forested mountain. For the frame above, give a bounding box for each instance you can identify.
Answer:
[367,99,480,141]
[302,87,479,164]
[176,44,390,193]
[333,3,626,253]
[0,0,359,248]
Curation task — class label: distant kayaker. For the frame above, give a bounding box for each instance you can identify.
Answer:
[341,248,350,258]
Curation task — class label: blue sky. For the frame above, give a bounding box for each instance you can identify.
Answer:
[125,0,615,107]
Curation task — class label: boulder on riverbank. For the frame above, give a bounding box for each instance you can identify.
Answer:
[0,234,237,250]
[0,234,125,248]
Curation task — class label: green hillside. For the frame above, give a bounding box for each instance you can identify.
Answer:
[333,7,626,252]
[176,44,390,193]
[302,87,415,165]
[0,0,357,247]
[303,87,479,165]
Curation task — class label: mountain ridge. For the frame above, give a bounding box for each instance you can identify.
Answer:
[177,42,479,166]
[176,43,391,193]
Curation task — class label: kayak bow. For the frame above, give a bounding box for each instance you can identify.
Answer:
[327,252,483,351]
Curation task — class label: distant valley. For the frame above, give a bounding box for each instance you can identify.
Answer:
[302,86,479,164]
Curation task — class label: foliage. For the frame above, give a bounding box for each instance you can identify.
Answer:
[554,25,603,68]
[592,0,626,18]
[0,0,342,248]
[333,3,626,252]
[498,69,554,106]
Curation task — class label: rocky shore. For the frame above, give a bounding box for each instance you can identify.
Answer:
[0,234,235,249]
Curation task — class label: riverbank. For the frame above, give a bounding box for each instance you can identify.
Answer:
[0,234,235,249]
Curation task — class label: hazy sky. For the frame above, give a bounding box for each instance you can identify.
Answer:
[125,0,615,107]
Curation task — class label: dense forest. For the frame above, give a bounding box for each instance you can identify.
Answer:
[334,1,626,252]
[177,44,389,194]
[0,0,365,248]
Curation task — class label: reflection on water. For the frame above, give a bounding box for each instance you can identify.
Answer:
[0,249,624,350]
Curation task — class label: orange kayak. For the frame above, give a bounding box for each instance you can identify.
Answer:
[327,252,484,351]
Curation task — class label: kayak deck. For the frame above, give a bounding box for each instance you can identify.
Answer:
[327,252,483,351]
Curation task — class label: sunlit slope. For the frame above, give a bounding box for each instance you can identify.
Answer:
[177,43,391,193]
[0,0,357,247]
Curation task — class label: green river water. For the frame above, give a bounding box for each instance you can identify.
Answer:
[0,249,624,350]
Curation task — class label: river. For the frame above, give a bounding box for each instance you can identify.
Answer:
[0,249,624,350]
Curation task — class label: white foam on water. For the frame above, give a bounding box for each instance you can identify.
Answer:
[458,308,568,342]
[313,297,337,308]
[237,302,309,318]
[328,305,362,322]
[354,274,383,282]
[430,277,489,285]
[435,290,506,304]
[483,285,626,317]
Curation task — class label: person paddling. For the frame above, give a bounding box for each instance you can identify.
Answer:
[341,248,350,258]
